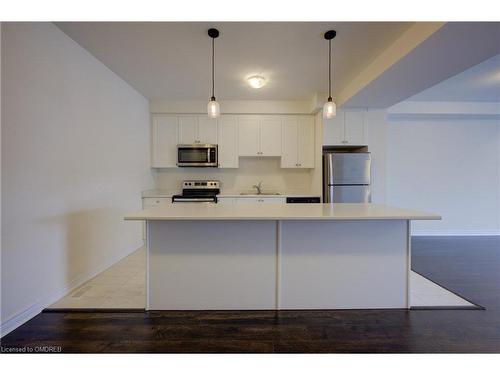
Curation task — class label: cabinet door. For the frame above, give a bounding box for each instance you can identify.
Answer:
[151,115,178,168]
[238,116,260,156]
[344,111,365,145]
[197,116,218,144]
[217,197,237,204]
[281,117,299,168]
[323,111,345,145]
[260,117,282,156]
[218,116,239,168]
[297,117,315,168]
[235,197,285,204]
[259,197,286,204]
[178,116,198,144]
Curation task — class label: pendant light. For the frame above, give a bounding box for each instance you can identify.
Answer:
[207,28,220,118]
[323,30,337,119]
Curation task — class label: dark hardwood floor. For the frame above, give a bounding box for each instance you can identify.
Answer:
[2,236,499,353]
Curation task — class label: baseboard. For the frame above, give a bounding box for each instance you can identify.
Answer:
[411,230,500,236]
[0,242,144,338]
[0,301,45,338]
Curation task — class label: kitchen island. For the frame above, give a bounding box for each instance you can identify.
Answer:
[125,204,440,310]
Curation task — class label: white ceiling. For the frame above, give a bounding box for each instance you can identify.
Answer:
[55,22,411,101]
[408,53,500,102]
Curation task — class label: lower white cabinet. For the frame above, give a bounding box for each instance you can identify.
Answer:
[217,197,237,204]
[235,197,286,204]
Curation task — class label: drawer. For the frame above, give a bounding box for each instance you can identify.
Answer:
[143,197,172,208]
[217,197,237,204]
[235,197,286,204]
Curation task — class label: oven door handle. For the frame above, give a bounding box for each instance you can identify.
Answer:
[172,197,218,203]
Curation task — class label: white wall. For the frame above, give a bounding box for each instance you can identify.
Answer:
[364,110,389,203]
[1,23,153,334]
[386,117,500,235]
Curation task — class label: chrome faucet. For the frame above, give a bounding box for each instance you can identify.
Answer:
[253,181,263,195]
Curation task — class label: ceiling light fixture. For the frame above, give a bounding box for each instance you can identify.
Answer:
[207,28,220,118]
[247,75,266,89]
[323,30,337,119]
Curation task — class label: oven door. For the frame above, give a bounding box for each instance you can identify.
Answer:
[177,144,218,167]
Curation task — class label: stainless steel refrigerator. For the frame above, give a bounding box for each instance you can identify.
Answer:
[323,153,371,203]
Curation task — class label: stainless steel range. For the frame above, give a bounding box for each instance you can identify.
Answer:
[171,180,220,203]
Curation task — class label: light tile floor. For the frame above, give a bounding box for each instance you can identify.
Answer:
[410,271,474,307]
[51,247,474,309]
[50,247,146,308]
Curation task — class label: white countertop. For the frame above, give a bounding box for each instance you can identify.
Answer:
[125,203,441,221]
[141,189,319,198]
[142,189,176,198]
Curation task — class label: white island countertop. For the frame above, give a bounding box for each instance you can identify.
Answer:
[125,203,441,221]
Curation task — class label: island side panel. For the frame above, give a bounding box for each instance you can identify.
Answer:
[280,220,408,309]
[147,220,277,310]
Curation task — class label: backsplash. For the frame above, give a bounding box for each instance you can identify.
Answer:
[153,157,315,194]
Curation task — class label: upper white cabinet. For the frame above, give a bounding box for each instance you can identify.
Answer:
[325,113,345,145]
[218,116,239,168]
[178,115,218,144]
[197,117,218,144]
[238,116,260,156]
[298,117,315,168]
[323,110,366,146]
[152,115,178,168]
[281,116,315,168]
[259,117,282,156]
[177,116,197,144]
[238,116,282,157]
[151,114,315,169]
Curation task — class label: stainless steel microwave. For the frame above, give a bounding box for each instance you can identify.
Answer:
[177,144,218,167]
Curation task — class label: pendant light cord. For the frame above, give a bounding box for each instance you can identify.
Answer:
[328,39,332,99]
[211,37,215,100]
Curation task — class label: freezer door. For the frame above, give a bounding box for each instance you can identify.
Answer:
[326,185,371,203]
[324,153,371,185]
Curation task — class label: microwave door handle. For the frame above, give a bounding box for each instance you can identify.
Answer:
[207,147,210,163]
